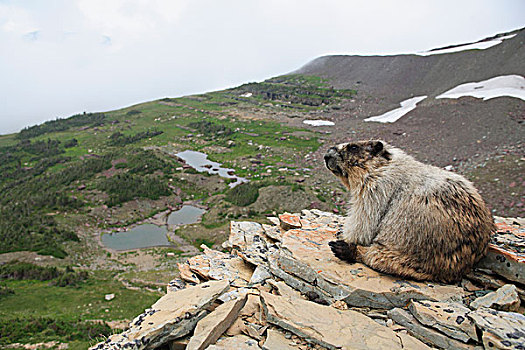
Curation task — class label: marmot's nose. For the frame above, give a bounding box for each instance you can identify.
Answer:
[324,147,338,161]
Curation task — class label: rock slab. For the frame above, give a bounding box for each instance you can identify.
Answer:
[206,335,262,350]
[477,222,525,283]
[387,308,478,350]
[274,225,466,309]
[470,284,521,312]
[261,291,412,349]
[90,280,229,350]
[408,300,478,343]
[186,295,247,350]
[469,308,525,349]
[262,328,299,350]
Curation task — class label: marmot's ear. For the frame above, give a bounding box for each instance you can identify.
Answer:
[367,140,383,155]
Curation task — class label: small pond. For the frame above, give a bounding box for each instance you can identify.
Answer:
[101,205,206,250]
[168,205,206,226]
[101,224,172,251]
[176,150,248,188]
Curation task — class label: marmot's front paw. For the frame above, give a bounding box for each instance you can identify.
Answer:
[329,240,357,263]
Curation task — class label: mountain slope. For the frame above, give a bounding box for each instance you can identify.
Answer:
[294,29,524,216]
[296,28,524,100]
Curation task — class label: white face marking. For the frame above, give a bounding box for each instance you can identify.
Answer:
[337,143,348,151]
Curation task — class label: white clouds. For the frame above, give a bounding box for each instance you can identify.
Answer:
[0,2,37,34]
[76,0,188,46]
[0,0,524,133]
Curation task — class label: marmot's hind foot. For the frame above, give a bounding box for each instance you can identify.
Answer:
[329,240,357,263]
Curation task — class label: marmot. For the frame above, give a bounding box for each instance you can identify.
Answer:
[324,140,494,283]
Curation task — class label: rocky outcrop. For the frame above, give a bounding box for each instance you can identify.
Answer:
[91,280,229,350]
[91,210,524,350]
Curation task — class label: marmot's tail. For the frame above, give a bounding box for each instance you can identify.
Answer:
[357,244,458,283]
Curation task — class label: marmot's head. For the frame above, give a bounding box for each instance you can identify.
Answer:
[324,140,391,189]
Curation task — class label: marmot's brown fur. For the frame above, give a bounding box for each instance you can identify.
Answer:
[324,140,494,283]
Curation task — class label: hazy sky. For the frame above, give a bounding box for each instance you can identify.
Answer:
[0,0,524,134]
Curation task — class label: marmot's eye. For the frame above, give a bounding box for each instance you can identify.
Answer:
[348,145,359,153]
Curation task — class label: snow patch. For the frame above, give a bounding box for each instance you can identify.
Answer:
[417,34,516,56]
[364,96,427,123]
[303,120,335,126]
[436,75,525,101]
[240,92,253,98]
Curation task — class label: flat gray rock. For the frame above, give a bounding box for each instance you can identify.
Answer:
[408,300,478,343]
[262,328,300,350]
[388,308,479,350]
[186,295,247,350]
[229,221,272,265]
[470,284,521,312]
[249,265,272,285]
[275,226,465,309]
[261,291,412,349]
[108,211,525,350]
[206,335,261,350]
[469,308,525,349]
[262,223,282,241]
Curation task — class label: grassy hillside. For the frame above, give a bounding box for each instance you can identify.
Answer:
[0,74,350,258]
[0,74,356,347]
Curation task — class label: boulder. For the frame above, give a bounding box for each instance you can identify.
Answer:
[103,210,525,350]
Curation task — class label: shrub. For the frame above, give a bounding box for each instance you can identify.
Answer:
[98,173,171,206]
[0,262,59,281]
[126,109,142,115]
[0,262,88,287]
[0,285,14,298]
[18,113,106,139]
[0,317,112,344]
[108,130,163,146]
[64,138,78,148]
[225,182,259,206]
[37,246,68,259]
